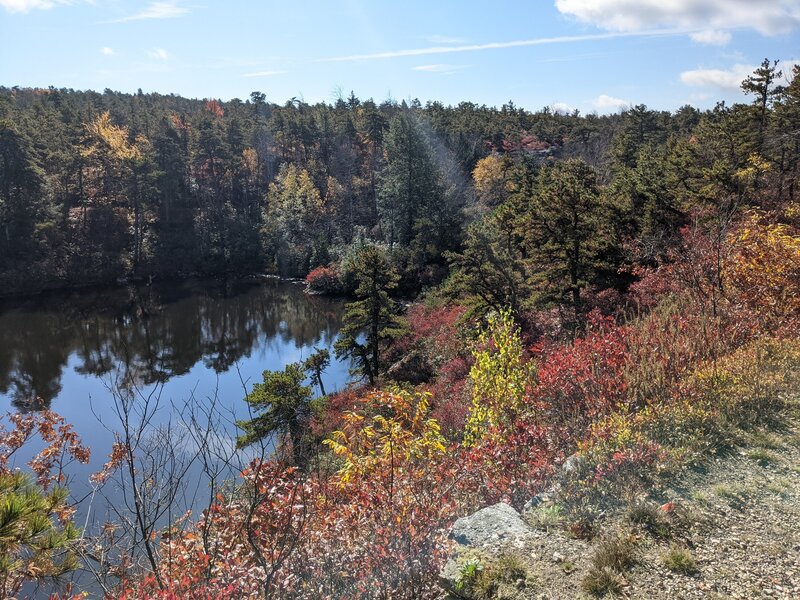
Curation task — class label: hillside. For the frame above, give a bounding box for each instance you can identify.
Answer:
[440,397,800,599]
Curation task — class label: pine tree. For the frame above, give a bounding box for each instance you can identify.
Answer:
[334,246,406,384]
[236,363,313,465]
[0,472,80,599]
[377,113,440,248]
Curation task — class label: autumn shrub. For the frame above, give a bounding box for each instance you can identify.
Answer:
[531,311,630,444]
[131,389,461,599]
[316,388,458,598]
[461,417,556,508]
[426,355,472,439]
[305,265,342,294]
[723,212,800,332]
[464,309,532,447]
[691,337,800,429]
[568,336,800,505]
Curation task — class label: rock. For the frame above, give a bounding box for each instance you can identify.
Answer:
[440,503,533,595]
[385,349,434,384]
[523,488,555,512]
[438,557,465,596]
[451,502,532,547]
[561,453,583,475]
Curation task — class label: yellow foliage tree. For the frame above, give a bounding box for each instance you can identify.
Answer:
[324,388,446,487]
[463,309,531,447]
[82,111,141,163]
[725,212,800,321]
[472,154,513,207]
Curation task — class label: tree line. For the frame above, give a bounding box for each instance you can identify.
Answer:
[2,61,795,300]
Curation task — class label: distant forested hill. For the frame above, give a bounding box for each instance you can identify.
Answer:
[0,59,796,299]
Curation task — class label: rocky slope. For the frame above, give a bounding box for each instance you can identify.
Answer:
[440,406,800,599]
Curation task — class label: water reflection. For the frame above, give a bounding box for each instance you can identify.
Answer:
[0,279,344,411]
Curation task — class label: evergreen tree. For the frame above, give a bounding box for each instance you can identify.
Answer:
[742,58,783,152]
[236,362,314,466]
[0,121,51,260]
[523,158,611,317]
[0,472,80,599]
[303,347,330,396]
[377,113,441,248]
[334,245,406,384]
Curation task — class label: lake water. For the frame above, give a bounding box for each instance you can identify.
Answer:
[0,278,353,533]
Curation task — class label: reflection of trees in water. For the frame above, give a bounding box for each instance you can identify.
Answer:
[0,280,344,411]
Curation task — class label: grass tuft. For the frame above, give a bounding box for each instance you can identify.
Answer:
[627,501,672,539]
[581,566,625,597]
[661,544,697,574]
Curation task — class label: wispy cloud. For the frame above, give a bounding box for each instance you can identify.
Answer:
[101,46,114,55]
[1,0,68,13]
[242,70,287,78]
[148,47,169,60]
[411,64,468,74]
[689,29,731,46]
[319,29,690,62]
[111,1,188,23]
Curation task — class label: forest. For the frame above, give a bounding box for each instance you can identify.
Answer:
[1,57,800,598]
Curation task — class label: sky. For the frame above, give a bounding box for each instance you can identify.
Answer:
[1,0,799,113]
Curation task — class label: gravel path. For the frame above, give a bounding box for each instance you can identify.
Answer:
[627,419,800,600]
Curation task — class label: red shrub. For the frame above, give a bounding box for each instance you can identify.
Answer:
[305,265,342,294]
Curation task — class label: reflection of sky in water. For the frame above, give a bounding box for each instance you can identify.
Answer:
[0,279,355,532]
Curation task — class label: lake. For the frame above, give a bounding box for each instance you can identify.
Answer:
[0,277,353,539]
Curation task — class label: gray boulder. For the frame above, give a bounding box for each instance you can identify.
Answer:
[451,502,531,547]
[440,503,533,595]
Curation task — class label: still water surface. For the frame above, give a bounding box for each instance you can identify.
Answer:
[0,277,352,517]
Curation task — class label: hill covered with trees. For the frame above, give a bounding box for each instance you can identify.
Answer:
[2,59,793,301]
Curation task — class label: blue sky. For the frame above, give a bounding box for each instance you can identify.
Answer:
[1,0,798,113]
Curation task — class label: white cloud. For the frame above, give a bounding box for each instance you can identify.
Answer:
[679,63,754,90]
[555,0,800,36]
[101,46,114,56]
[112,1,188,23]
[0,0,66,13]
[593,94,630,111]
[551,102,574,114]
[148,48,169,60]
[321,30,684,62]
[690,29,731,46]
[242,70,286,78]
[681,59,800,91]
[411,64,468,74]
